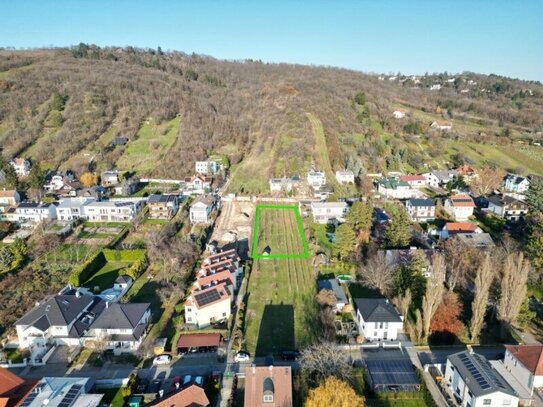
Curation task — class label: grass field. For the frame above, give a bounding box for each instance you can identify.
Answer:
[83,261,132,291]
[252,205,309,259]
[246,205,317,356]
[116,117,180,173]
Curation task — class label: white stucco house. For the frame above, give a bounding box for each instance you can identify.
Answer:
[10,158,31,178]
[190,197,215,223]
[56,197,95,221]
[444,194,475,221]
[14,202,57,224]
[504,345,543,393]
[335,170,355,184]
[503,174,530,194]
[431,120,452,131]
[377,178,419,199]
[83,200,144,222]
[392,110,406,119]
[405,198,435,222]
[310,201,349,224]
[307,170,326,190]
[195,160,222,175]
[423,170,458,188]
[354,297,403,341]
[445,351,519,407]
[184,283,231,328]
[487,195,528,222]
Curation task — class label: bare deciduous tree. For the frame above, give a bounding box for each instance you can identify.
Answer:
[299,341,353,384]
[498,252,531,329]
[422,254,446,341]
[357,251,395,296]
[470,166,505,196]
[440,236,479,290]
[470,254,495,341]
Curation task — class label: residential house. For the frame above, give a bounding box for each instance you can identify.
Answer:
[354,297,403,341]
[44,171,76,192]
[457,233,495,249]
[195,160,221,175]
[455,165,478,184]
[311,201,349,224]
[184,284,231,328]
[307,170,326,190]
[87,302,151,354]
[0,189,21,208]
[15,293,97,348]
[487,195,528,221]
[444,194,475,221]
[56,180,82,197]
[335,170,355,184]
[269,177,294,193]
[147,194,179,219]
[244,365,293,407]
[503,174,530,194]
[83,200,144,222]
[0,368,37,407]
[392,110,406,119]
[190,197,215,224]
[405,198,435,222]
[504,344,543,393]
[399,175,427,188]
[183,174,212,195]
[77,185,107,201]
[444,351,519,407]
[147,383,209,407]
[423,170,458,188]
[377,178,418,199]
[441,222,483,239]
[18,377,102,407]
[10,158,31,178]
[55,197,94,221]
[430,120,452,131]
[202,249,243,273]
[114,178,140,196]
[317,279,348,312]
[15,202,57,224]
[101,170,120,186]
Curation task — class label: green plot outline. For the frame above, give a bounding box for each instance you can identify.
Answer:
[251,204,310,259]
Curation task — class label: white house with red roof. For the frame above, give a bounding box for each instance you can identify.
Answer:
[504,345,543,393]
[431,120,452,131]
[441,222,483,239]
[444,194,475,221]
[182,174,212,195]
[184,283,231,328]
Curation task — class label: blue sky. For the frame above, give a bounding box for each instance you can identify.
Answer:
[1,0,542,81]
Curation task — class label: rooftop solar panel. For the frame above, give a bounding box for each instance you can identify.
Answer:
[194,289,221,306]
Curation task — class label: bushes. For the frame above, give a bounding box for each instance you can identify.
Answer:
[68,251,106,286]
[68,249,147,286]
[121,373,139,397]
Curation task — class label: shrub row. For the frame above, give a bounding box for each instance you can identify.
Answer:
[102,249,146,262]
[68,251,106,287]
[124,254,148,280]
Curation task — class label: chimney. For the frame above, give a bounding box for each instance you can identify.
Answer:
[105,302,109,309]
[269,365,273,374]
[252,363,256,375]
[158,389,164,398]
[175,382,180,390]
[75,290,80,298]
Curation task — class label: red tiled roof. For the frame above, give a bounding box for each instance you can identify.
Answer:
[0,368,24,396]
[177,333,222,349]
[0,190,17,198]
[244,366,293,407]
[196,270,235,289]
[449,194,475,207]
[147,383,209,407]
[505,345,543,375]
[446,222,479,233]
[400,175,425,182]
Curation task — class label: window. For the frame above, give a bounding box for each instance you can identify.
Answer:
[186,308,191,312]
[374,331,377,337]
[263,395,274,403]
[483,399,491,405]
[503,400,511,406]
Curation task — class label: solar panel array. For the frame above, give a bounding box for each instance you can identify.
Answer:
[194,289,221,306]
[458,353,491,390]
[57,384,83,407]
[366,360,420,386]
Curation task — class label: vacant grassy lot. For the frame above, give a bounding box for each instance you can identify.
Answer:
[116,117,180,173]
[253,206,308,258]
[83,261,132,291]
[245,257,318,356]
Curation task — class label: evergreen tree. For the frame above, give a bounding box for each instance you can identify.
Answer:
[346,200,373,241]
[335,223,356,260]
[384,204,412,248]
[526,177,543,214]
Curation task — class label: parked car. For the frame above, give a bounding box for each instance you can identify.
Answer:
[281,350,300,361]
[153,354,172,365]
[149,379,162,394]
[234,351,250,362]
[136,379,149,393]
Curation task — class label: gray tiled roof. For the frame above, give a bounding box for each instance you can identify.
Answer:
[354,298,402,323]
[407,198,435,207]
[449,351,517,397]
[317,279,348,304]
[90,303,150,330]
[16,295,94,329]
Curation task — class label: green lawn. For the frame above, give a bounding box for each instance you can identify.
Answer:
[83,261,132,291]
[46,244,95,265]
[116,117,180,173]
[95,388,125,407]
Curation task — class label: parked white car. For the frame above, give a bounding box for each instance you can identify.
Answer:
[234,351,250,362]
[153,354,172,365]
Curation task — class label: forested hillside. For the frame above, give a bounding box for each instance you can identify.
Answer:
[1,45,542,193]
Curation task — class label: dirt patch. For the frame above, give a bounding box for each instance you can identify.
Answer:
[211,201,255,259]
